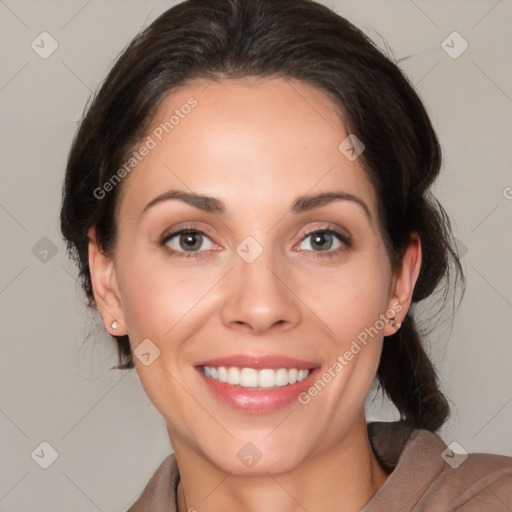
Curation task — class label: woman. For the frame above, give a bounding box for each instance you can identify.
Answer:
[59,0,512,510]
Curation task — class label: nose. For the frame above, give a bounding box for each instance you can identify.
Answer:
[220,249,302,335]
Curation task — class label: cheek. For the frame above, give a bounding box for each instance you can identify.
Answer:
[116,250,222,344]
[298,253,391,347]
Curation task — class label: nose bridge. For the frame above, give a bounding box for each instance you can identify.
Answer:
[220,237,301,333]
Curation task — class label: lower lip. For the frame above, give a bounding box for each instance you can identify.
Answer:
[196,367,320,413]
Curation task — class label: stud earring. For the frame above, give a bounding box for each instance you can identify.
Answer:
[389,317,402,329]
[111,321,118,333]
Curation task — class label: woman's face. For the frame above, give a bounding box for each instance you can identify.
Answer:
[91,76,416,474]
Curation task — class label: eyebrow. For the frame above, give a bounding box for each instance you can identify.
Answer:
[141,189,371,222]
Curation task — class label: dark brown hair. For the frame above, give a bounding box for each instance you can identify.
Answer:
[60,0,464,432]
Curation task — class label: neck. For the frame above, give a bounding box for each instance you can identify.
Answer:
[174,415,389,512]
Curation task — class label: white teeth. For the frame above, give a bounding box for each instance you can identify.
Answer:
[227,366,240,385]
[240,368,258,387]
[202,366,311,388]
[297,369,309,381]
[275,368,289,387]
[217,366,228,383]
[258,369,276,388]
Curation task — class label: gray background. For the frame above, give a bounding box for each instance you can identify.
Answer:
[1,0,511,510]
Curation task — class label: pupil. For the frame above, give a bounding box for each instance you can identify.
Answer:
[312,232,332,250]
[181,233,201,250]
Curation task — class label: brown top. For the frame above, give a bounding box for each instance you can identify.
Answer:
[128,421,512,511]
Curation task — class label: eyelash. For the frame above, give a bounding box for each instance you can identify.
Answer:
[159,225,351,260]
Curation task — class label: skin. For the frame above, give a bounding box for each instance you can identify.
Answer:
[88,76,421,512]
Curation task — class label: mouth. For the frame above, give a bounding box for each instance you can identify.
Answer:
[194,354,320,413]
[200,365,312,388]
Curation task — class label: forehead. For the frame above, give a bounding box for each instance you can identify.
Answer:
[116,76,378,223]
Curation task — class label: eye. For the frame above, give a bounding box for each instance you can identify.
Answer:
[160,228,217,258]
[159,225,350,260]
[296,228,350,257]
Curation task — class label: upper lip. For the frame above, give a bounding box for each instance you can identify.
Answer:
[195,354,319,370]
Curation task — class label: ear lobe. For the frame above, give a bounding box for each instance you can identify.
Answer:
[87,226,126,336]
[383,232,422,336]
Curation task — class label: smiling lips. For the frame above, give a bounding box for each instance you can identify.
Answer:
[195,354,320,413]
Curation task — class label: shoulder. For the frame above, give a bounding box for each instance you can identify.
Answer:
[127,453,179,512]
[426,450,512,510]
[365,421,512,511]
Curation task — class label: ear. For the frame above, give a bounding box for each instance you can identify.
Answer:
[383,231,422,336]
[87,226,127,336]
